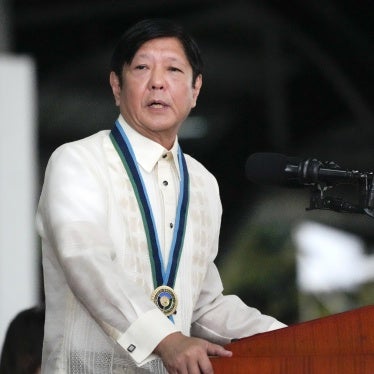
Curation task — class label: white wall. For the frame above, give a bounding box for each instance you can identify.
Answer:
[0,55,38,349]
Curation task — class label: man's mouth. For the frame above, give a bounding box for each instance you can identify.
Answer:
[148,100,168,109]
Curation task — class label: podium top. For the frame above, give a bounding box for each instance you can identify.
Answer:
[211,306,374,373]
[226,305,374,356]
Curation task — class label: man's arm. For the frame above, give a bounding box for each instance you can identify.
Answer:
[191,263,286,345]
[37,141,178,364]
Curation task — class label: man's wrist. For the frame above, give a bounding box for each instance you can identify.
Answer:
[117,309,179,364]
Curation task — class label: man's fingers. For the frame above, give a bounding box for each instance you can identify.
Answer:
[207,343,233,358]
[197,355,214,374]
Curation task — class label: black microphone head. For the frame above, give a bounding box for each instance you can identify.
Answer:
[246,152,300,186]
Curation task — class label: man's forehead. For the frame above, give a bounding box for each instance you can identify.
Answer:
[134,37,186,57]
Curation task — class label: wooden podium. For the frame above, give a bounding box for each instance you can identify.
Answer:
[210,305,374,373]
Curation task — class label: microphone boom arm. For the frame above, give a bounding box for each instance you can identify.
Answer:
[306,172,374,218]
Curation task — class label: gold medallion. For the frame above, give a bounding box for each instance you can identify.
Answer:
[151,285,178,316]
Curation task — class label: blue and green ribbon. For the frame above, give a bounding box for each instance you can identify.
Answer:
[110,120,189,291]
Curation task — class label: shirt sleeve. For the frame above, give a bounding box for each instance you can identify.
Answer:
[37,142,178,364]
[188,163,286,344]
[190,263,287,345]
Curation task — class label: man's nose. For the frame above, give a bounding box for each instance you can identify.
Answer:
[149,68,165,90]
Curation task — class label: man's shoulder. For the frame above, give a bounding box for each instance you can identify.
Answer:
[184,153,217,182]
[65,130,111,148]
[184,153,206,171]
[46,130,112,171]
[52,130,110,155]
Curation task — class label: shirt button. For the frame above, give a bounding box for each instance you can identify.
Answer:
[162,154,167,158]
[163,180,168,186]
[169,223,174,228]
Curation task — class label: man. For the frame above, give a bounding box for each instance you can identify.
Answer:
[36,19,286,373]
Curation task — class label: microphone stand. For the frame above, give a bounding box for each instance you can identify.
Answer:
[306,173,374,218]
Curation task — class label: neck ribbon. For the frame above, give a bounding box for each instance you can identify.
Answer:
[110,120,189,293]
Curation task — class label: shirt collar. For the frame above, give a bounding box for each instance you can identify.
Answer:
[116,115,181,178]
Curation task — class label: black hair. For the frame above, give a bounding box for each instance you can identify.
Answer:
[0,306,45,374]
[110,18,203,86]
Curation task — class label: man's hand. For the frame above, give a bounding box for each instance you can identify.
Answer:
[154,332,232,374]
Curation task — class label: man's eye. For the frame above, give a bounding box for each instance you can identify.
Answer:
[135,65,147,70]
[169,67,183,73]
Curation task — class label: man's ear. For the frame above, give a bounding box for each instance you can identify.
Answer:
[109,72,121,106]
[191,74,202,108]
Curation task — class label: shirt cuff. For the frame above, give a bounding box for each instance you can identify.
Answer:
[117,308,179,364]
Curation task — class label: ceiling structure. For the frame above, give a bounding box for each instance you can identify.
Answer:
[6,0,374,247]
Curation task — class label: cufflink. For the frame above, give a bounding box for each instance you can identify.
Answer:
[127,344,136,353]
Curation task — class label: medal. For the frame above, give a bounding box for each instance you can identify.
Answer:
[151,285,178,316]
[110,120,189,321]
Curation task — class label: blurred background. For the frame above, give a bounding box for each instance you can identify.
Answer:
[1,0,373,347]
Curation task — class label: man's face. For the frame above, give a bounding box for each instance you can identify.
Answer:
[110,37,202,149]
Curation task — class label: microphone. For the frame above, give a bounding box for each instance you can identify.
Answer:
[246,152,367,187]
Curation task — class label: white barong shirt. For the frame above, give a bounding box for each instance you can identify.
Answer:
[36,115,285,373]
